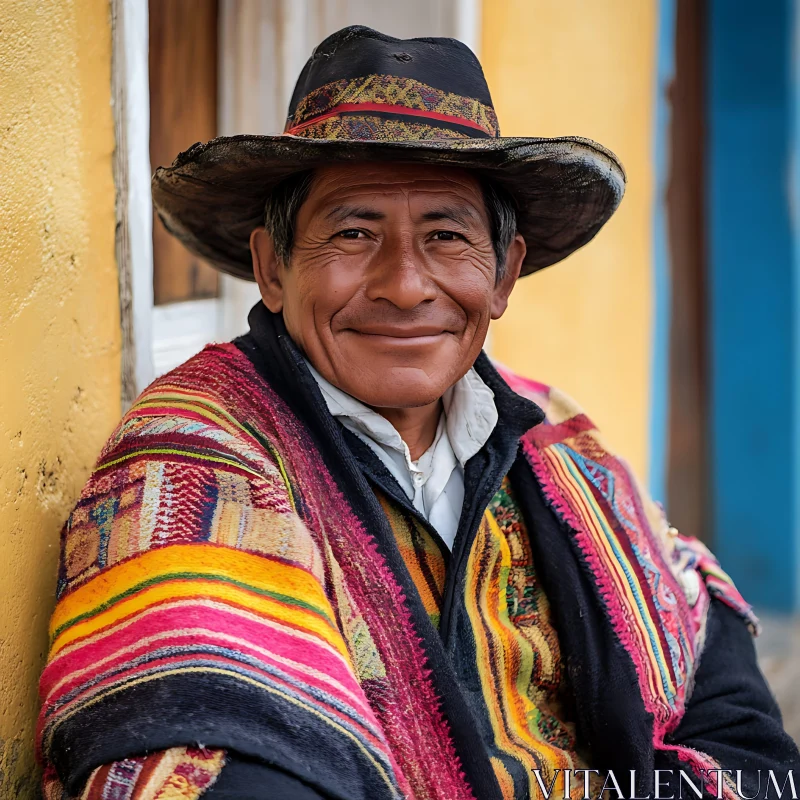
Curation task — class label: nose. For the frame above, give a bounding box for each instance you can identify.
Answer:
[364,232,437,310]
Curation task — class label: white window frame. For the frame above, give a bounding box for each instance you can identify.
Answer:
[116,0,482,401]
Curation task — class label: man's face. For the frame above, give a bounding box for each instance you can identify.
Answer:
[251,163,524,409]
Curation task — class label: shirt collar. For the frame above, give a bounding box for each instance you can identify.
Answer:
[304,360,498,468]
[442,365,498,465]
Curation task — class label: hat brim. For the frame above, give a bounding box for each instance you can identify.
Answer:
[151,134,626,280]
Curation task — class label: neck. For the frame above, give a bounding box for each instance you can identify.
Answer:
[373,400,443,461]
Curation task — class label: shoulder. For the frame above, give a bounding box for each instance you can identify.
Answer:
[82,342,298,531]
[58,343,310,596]
[492,361,601,446]
[117,342,267,430]
[100,343,280,470]
[496,363,758,639]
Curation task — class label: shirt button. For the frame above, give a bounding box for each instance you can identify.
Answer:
[413,474,424,486]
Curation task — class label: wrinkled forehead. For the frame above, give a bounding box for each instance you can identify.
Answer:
[305,162,487,213]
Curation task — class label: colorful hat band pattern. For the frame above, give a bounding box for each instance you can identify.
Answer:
[284,74,500,140]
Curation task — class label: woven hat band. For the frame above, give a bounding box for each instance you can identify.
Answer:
[284,74,500,140]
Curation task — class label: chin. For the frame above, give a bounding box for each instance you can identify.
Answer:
[347,377,447,409]
[334,346,468,407]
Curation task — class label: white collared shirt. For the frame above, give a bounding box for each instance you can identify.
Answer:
[306,361,498,550]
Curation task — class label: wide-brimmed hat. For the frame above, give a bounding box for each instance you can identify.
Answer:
[152,25,626,280]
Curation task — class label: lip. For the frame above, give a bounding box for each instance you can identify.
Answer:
[347,325,448,337]
[344,329,450,348]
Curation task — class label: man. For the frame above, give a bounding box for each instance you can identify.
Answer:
[39,26,798,800]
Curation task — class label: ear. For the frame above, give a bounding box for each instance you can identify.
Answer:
[490,233,526,319]
[250,227,285,313]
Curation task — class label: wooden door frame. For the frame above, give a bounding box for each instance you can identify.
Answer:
[665,0,709,543]
[651,0,710,549]
[112,0,154,408]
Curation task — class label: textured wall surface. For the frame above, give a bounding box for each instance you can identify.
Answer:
[0,1,120,795]
[482,0,658,481]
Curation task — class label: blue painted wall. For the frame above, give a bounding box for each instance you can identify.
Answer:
[707,0,799,610]
[649,0,676,507]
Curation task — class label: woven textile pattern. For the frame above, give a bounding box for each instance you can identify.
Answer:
[290,115,473,142]
[287,74,499,136]
[376,490,446,628]
[497,365,756,800]
[672,533,758,634]
[79,747,225,800]
[465,480,598,800]
[382,475,596,800]
[39,344,474,800]
[38,345,756,799]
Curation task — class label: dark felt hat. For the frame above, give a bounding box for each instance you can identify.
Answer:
[151,25,626,280]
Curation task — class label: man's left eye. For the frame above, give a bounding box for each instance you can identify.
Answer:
[432,231,463,241]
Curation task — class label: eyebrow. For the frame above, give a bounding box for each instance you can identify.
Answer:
[325,205,386,223]
[420,205,479,227]
[324,203,481,227]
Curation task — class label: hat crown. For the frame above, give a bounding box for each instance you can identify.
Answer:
[283,26,500,141]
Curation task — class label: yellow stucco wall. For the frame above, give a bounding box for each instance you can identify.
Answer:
[483,0,657,479]
[0,1,120,795]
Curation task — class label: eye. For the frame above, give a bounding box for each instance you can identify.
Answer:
[431,231,465,241]
[336,229,366,240]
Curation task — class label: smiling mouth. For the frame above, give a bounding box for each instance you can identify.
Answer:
[346,328,450,345]
[350,329,447,349]
[358,334,447,347]
[348,325,449,337]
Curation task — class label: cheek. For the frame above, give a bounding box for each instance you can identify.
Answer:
[284,258,364,338]
[438,266,496,325]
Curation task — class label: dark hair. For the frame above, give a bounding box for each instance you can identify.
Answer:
[263,170,316,266]
[263,168,519,281]
[480,177,518,280]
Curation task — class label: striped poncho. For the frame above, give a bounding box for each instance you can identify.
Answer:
[38,309,758,800]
